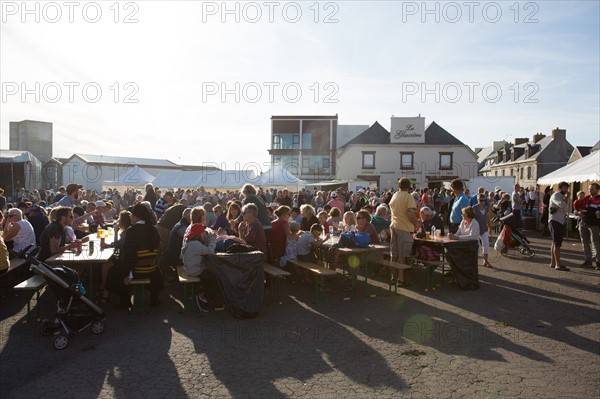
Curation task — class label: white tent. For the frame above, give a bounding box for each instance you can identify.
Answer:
[537,151,600,185]
[103,167,155,187]
[151,170,258,189]
[255,166,308,189]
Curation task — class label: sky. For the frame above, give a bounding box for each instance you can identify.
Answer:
[1,0,599,171]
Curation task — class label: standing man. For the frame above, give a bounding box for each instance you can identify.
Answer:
[549,182,570,271]
[512,183,524,228]
[144,183,158,210]
[527,187,538,216]
[449,179,470,234]
[0,188,6,211]
[154,191,175,220]
[578,183,600,269]
[389,178,418,286]
[279,189,293,207]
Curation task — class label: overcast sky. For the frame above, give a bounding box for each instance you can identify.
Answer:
[1,1,598,169]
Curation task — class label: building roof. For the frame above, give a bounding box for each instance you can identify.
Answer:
[575,146,592,158]
[340,120,466,149]
[494,137,553,165]
[0,150,41,164]
[67,154,180,168]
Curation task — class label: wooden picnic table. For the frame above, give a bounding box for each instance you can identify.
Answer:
[322,235,389,297]
[46,231,115,299]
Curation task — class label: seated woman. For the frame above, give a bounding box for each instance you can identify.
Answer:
[355,210,381,245]
[341,211,357,232]
[448,206,480,241]
[268,206,291,263]
[106,204,163,309]
[327,207,342,230]
[226,202,242,236]
[300,204,319,232]
[98,210,132,303]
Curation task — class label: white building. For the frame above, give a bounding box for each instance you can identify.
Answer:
[336,117,479,190]
[62,154,181,192]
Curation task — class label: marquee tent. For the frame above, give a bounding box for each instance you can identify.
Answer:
[151,170,258,189]
[102,167,155,187]
[255,166,307,189]
[537,151,600,185]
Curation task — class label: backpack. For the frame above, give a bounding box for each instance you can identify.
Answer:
[339,231,371,248]
[415,245,440,261]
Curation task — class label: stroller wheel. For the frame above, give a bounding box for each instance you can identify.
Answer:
[501,248,508,256]
[91,321,105,335]
[526,249,535,258]
[519,247,526,255]
[40,319,59,336]
[53,335,69,350]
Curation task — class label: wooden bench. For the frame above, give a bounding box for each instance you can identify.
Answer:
[263,263,291,305]
[129,278,151,314]
[371,259,412,295]
[14,274,46,322]
[407,256,447,291]
[9,258,27,270]
[177,266,201,313]
[287,260,336,303]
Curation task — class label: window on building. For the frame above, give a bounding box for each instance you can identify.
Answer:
[502,170,505,176]
[273,135,280,146]
[400,152,414,170]
[510,168,514,176]
[527,166,532,180]
[274,156,281,165]
[323,158,330,172]
[362,152,375,169]
[302,133,312,150]
[520,168,524,180]
[439,153,453,170]
[495,171,498,176]
[293,135,300,145]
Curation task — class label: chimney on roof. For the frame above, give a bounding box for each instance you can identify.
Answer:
[552,128,566,141]
[532,133,546,144]
[514,138,529,146]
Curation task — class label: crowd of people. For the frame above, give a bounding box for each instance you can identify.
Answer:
[0,178,598,309]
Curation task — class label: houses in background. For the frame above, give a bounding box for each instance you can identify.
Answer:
[478,128,575,189]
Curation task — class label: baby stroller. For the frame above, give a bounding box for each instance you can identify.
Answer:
[494,213,535,258]
[28,251,106,350]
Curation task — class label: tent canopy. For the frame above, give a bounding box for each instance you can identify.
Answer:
[103,167,155,186]
[255,165,307,189]
[151,170,258,189]
[537,151,600,185]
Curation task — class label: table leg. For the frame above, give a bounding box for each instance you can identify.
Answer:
[88,264,94,300]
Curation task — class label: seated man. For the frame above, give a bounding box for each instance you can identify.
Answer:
[238,203,267,254]
[421,206,445,236]
[38,206,78,262]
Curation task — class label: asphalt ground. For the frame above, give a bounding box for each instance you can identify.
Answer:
[1,230,599,398]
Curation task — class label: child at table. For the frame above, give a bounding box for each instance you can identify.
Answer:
[185,223,208,245]
[279,221,301,267]
[297,223,326,264]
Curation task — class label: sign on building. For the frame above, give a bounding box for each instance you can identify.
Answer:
[390,117,425,144]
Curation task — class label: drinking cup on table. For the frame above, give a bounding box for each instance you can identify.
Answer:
[435,230,442,240]
[426,233,431,240]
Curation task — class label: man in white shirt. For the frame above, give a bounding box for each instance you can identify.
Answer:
[511,183,524,228]
[526,188,538,216]
[549,182,570,271]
